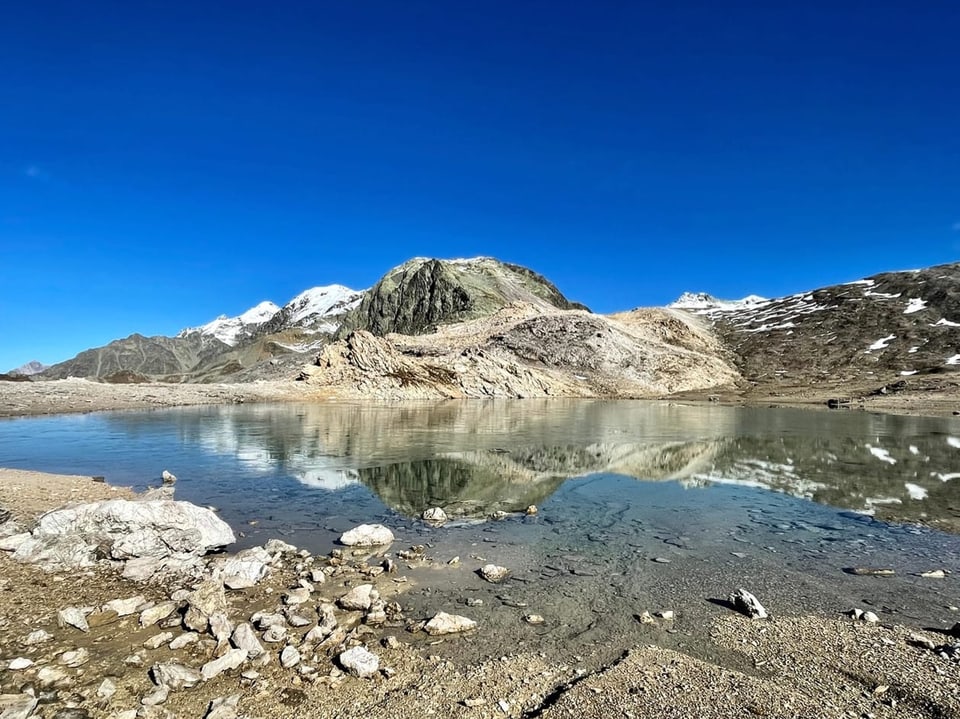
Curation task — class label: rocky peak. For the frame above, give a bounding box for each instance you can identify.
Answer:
[336,257,587,338]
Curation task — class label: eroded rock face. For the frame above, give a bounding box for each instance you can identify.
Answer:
[12,499,235,571]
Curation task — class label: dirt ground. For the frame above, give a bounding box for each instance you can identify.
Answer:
[1,466,959,718]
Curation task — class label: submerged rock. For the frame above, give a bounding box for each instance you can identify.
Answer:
[339,524,395,547]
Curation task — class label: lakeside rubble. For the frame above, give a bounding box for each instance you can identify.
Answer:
[0,474,959,718]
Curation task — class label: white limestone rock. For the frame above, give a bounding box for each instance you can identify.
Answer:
[339,524,394,547]
[424,611,477,636]
[338,646,379,678]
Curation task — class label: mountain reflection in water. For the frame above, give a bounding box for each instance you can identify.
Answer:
[101,399,960,530]
[2,400,958,531]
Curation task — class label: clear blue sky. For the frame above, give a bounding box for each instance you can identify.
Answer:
[2,1,959,370]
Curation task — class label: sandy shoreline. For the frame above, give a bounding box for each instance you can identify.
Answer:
[1,469,959,718]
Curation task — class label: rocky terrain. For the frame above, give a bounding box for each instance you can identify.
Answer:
[674,262,960,402]
[1,470,959,719]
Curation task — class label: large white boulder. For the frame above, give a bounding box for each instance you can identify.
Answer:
[338,524,394,546]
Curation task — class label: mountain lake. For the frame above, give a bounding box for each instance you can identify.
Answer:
[2,399,959,663]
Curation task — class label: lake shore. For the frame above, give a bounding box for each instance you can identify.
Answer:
[1,470,959,718]
[2,376,960,420]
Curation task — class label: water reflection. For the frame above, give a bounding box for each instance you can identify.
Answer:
[100,400,960,530]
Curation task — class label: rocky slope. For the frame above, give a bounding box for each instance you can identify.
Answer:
[672,262,960,399]
[302,302,739,399]
[335,257,588,338]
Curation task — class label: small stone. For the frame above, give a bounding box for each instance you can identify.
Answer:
[310,569,326,584]
[161,470,177,484]
[151,662,202,690]
[97,678,117,700]
[265,538,298,555]
[463,698,487,708]
[240,670,259,681]
[844,567,895,576]
[141,685,169,706]
[144,632,175,650]
[339,524,394,547]
[209,613,234,643]
[338,646,379,678]
[37,666,70,687]
[338,584,377,611]
[24,629,54,645]
[498,699,511,713]
[169,632,200,650]
[920,569,946,579]
[490,511,508,521]
[382,635,401,649]
[284,587,310,605]
[656,610,675,621]
[478,564,510,583]
[139,602,177,628]
[8,657,33,670]
[728,589,768,619]
[280,646,301,669]
[200,648,248,681]
[466,598,484,607]
[0,694,38,719]
[58,607,89,632]
[424,612,477,636]
[862,611,880,624]
[525,505,538,515]
[652,557,671,564]
[421,508,448,524]
[124,653,144,666]
[637,611,656,625]
[524,614,545,625]
[204,694,240,719]
[59,648,90,667]
[262,626,287,643]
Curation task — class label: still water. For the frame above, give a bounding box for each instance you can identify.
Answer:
[2,400,959,658]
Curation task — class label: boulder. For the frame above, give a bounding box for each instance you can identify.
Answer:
[421,508,448,524]
[12,499,234,571]
[339,524,394,547]
[200,649,248,681]
[151,662,202,690]
[728,588,768,619]
[103,595,146,617]
[219,547,272,588]
[184,579,227,632]
[230,624,265,659]
[338,584,377,611]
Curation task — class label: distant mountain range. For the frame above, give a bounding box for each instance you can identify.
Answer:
[7,360,48,376]
[16,257,960,401]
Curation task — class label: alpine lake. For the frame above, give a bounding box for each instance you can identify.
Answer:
[2,399,959,665]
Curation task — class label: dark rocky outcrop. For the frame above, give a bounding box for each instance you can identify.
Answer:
[336,257,587,339]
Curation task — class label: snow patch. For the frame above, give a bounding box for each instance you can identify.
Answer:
[866,335,896,352]
[908,346,919,354]
[179,300,281,346]
[904,483,928,500]
[668,292,769,312]
[866,445,896,465]
[932,472,960,482]
[908,445,919,455]
[933,318,960,327]
[282,285,364,327]
[904,298,928,314]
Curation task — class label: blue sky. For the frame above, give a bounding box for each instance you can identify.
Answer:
[2,1,959,370]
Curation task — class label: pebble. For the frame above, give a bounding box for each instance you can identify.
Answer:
[141,685,170,706]
[919,569,946,579]
[8,657,33,670]
[524,614,545,625]
[652,557,671,564]
[24,629,54,645]
[479,564,510,583]
[280,646,301,669]
[59,648,90,667]
[205,694,241,719]
[97,678,117,700]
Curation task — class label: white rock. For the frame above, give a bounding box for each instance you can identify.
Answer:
[284,587,310,605]
[230,624,265,659]
[169,632,200,650]
[424,611,477,636]
[161,470,177,484]
[140,601,177,628]
[862,611,881,623]
[479,564,510,583]
[103,595,146,616]
[152,662,202,690]
[729,588,768,619]
[201,648,248,681]
[280,645,301,669]
[0,533,31,552]
[144,632,175,650]
[97,678,117,700]
[141,685,170,706]
[0,693,38,719]
[221,547,272,588]
[421,507,448,523]
[60,648,90,667]
[338,646,379,678]
[7,657,33,670]
[204,694,241,719]
[338,584,377,611]
[184,579,227,632]
[262,626,287,643]
[36,666,70,687]
[24,629,53,645]
[13,499,235,570]
[310,569,326,584]
[57,607,89,632]
[264,538,298,555]
[339,524,394,547]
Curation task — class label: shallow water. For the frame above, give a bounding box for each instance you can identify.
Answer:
[2,400,959,662]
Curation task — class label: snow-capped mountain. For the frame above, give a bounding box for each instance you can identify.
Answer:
[178,300,281,347]
[668,292,769,312]
[266,285,365,334]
